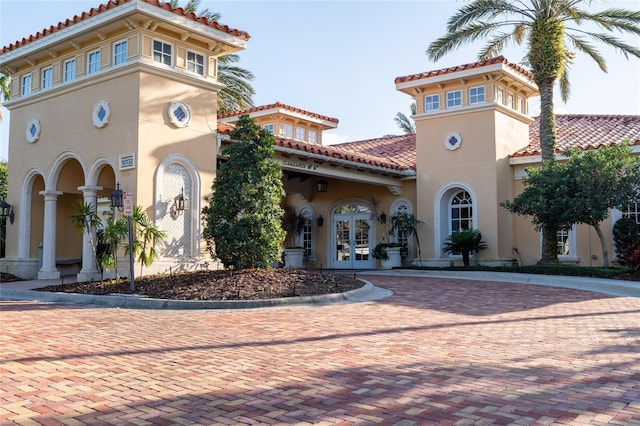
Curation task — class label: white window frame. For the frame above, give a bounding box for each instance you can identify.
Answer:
[282,123,293,138]
[87,49,101,74]
[299,206,316,261]
[63,58,76,83]
[508,94,515,109]
[496,88,504,104]
[21,74,32,96]
[186,50,205,76]
[113,39,128,66]
[153,39,173,67]
[468,86,485,105]
[295,127,305,141]
[263,123,274,133]
[307,129,317,143]
[41,66,53,90]
[446,90,462,109]
[424,94,439,112]
[539,227,578,263]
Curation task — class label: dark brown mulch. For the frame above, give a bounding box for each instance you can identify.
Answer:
[34,269,363,301]
[1,272,22,282]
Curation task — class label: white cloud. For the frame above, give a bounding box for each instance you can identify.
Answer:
[323,133,351,146]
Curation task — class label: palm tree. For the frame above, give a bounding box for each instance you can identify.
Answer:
[0,74,9,123]
[131,205,166,276]
[442,229,488,267]
[394,102,416,134]
[169,0,255,113]
[427,0,640,263]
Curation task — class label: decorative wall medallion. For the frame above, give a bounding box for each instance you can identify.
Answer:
[444,131,462,151]
[92,100,111,128]
[26,119,41,143]
[168,101,191,128]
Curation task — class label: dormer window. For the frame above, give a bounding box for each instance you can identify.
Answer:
[425,94,439,112]
[282,124,293,138]
[446,90,462,109]
[295,127,305,141]
[263,123,274,133]
[308,130,317,143]
[469,86,485,105]
[153,40,173,66]
[41,66,53,90]
[187,51,205,76]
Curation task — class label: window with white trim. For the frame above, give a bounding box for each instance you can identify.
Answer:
[307,130,317,143]
[113,40,127,65]
[295,127,305,141]
[508,94,515,109]
[425,94,439,112]
[446,90,462,109]
[557,228,570,255]
[21,74,32,96]
[88,50,101,74]
[517,97,524,113]
[496,88,504,104]
[41,67,53,90]
[282,123,293,138]
[187,51,205,76]
[300,207,315,261]
[153,40,173,66]
[469,86,485,105]
[391,200,414,260]
[450,191,473,233]
[64,59,76,82]
[263,123,274,133]
[621,202,640,223]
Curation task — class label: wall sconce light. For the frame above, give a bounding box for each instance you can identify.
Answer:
[110,182,124,211]
[170,187,187,219]
[317,215,324,227]
[379,212,387,224]
[317,178,328,193]
[0,200,14,224]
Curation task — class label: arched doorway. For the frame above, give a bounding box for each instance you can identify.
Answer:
[331,202,374,269]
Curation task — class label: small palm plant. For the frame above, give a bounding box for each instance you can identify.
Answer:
[443,229,488,267]
[281,206,305,248]
[69,201,103,276]
[131,205,166,276]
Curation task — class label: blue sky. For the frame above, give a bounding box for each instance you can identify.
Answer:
[1,0,639,161]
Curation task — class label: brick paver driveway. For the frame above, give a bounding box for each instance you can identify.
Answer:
[1,275,639,425]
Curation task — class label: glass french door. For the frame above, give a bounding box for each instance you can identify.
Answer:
[333,213,374,268]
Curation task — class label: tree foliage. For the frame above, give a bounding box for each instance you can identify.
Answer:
[612,216,640,265]
[394,102,416,134]
[202,115,286,269]
[442,229,488,267]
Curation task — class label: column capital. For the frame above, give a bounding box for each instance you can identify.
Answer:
[39,190,63,201]
[77,185,103,193]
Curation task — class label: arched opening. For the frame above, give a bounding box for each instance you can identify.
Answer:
[434,183,477,258]
[55,158,86,261]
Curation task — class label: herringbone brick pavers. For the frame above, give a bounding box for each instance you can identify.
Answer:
[1,276,639,425]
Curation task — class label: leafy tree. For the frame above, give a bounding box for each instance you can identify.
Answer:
[0,74,9,103]
[427,0,640,263]
[612,217,640,265]
[101,215,129,281]
[202,115,286,268]
[442,229,488,267]
[169,0,255,113]
[131,205,166,275]
[394,102,416,134]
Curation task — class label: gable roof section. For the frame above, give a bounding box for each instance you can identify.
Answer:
[394,55,534,84]
[332,134,416,171]
[514,115,640,158]
[218,102,339,125]
[1,0,249,55]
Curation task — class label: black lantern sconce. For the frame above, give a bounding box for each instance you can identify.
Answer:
[316,178,328,193]
[110,182,124,211]
[0,200,14,224]
[170,187,187,219]
[317,215,324,227]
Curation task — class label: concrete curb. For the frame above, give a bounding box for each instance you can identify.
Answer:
[0,280,391,309]
[363,269,640,298]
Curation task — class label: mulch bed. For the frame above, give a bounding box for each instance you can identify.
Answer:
[33,268,363,301]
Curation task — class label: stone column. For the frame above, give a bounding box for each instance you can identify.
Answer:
[38,190,62,280]
[77,186,103,282]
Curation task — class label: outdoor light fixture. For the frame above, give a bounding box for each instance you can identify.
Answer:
[316,179,328,193]
[379,212,387,224]
[0,200,14,224]
[110,183,124,211]
[170,187,186,219]
[317,215,324,227]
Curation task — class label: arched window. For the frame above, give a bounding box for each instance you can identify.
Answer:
[390,199,414,260]
[300,206,315,261]
[450,191,473,233]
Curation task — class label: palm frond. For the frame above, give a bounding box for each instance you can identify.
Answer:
[447,0,530,32]
[427,22,510,61]
[394,112,415,134]
[566,34,608,71]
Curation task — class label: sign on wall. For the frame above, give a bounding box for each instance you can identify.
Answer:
[119,153,136,170]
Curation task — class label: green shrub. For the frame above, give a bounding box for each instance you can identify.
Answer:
[613,217,640,265]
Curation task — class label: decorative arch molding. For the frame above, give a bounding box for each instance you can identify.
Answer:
[18,167,46,258]
[86,156,118,187]
[390,198,415,259]
[433,181,478,258]
[328,197,373,216]
[155,154,202,259]
[299,204,316,261]
[46,150,87,191]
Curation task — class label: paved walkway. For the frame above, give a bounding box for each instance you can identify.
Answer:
[1,274,640,425]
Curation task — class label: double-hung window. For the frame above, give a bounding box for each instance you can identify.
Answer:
[295,127,305,141]
[41,66,53,90]
[446,90,462,109]
[113,40,128,65]
[153,40,172,66]
[64,59,76,82]
[21,74,32,96]
[282,124,293,138]
[88,50,101,74]
[187,51,205,76]
[263,123,274,133]
[496,88,504,104]
[424,94,439,112]
[307,130,317,143]
[469,86,485,105]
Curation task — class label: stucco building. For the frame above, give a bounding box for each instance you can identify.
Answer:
[1,0,639,280]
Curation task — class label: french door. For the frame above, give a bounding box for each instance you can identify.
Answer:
[333,213,374,269]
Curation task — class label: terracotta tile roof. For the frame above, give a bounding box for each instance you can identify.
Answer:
[332,134,416,171]
[217,122,234,135]
[394,55,534,84]
[218,102,339,124]
[1,0,249,55]
[514,115,640,157]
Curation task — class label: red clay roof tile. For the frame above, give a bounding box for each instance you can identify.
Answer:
[1,0,249,55]
[218,102,339,124]
[394,56,534,84]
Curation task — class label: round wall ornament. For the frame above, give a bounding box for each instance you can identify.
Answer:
[444,131,462,151]
[26,119,41,143]
[92,100,111,128]
[168,101,191,128]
